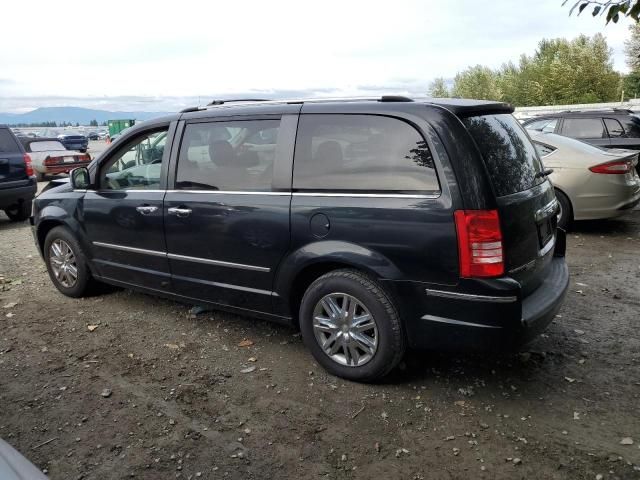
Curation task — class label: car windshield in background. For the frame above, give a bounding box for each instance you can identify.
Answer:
[462,114,545,197]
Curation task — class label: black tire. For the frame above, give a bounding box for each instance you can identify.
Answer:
[555,189,572,231]
[35,171,45,182]
[4,202,31,222]
[44,226,95,297]
[299,269,405,382]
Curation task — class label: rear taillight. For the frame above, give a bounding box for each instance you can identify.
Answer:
[589,159,633,174]
[23,153,34,177]
[454,209,504,278]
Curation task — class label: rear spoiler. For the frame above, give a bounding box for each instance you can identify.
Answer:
[425,99,514,117]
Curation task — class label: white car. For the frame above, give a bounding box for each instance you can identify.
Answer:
[19,138,91,181]
[529,131,640,229]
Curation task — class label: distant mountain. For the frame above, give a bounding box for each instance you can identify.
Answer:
[0,107,171,126]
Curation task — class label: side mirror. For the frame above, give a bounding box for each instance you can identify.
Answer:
[70,167,90,190]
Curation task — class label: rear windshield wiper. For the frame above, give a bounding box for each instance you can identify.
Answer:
[534,168,554,179]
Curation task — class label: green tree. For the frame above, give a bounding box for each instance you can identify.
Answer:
[564,1,640,23]
[451,65,501,101]
[428,77,450,97]
[89,119,99,127]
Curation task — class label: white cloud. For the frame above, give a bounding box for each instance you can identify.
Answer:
[0,0,634,112]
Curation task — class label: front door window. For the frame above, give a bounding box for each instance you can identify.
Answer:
[101,129,168,190]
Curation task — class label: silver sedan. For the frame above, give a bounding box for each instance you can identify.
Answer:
[529,131,640,229]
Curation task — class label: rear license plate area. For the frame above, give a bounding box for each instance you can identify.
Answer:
[537,217,554,248]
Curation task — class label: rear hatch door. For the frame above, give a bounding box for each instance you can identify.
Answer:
[461,114,558,294]
[0,129,27,185]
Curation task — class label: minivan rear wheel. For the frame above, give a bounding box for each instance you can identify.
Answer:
[44,226,95,297]
[299,269,405,382]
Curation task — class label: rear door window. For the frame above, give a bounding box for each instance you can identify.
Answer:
[561,118,605,139]
[462,114,545,197]
[0,129,20,153]
[293,114,439,194]
[176,119,280,191]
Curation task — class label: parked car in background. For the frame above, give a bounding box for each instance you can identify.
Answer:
[87,131,100,140]
[530,131,640,229]
[523,109,640,175]
[57,132,88,152]
[32,97,569,381]
[20,137,91,181]
[0,125,36,221]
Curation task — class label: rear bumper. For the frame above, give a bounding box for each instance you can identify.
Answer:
[0,179,37,209]
[388,254,569,352]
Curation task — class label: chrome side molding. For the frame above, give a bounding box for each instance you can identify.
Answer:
[425,289,517,303]
[421,314,502,329]
[92,242,269,272]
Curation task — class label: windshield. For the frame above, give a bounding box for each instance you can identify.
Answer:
[462,114,545,197]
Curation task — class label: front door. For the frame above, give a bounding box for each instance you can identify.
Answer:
[163,116,294,313]
[82,124,173,291]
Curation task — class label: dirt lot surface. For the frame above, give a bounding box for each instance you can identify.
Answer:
[1,205,639,480]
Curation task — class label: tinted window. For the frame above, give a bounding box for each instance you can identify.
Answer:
[562,118,605,139]
[293,115,439,193]
[176,119,280,191]
[0,129,20,153]
[101,129,168,190]
[462,114,545,197]
[533,142,556,157]
[619,116,640,138]
[604,118,624,138]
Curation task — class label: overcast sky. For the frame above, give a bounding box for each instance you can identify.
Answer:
[0,0,634,113]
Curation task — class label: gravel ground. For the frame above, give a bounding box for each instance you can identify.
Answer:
[0,205,639,480]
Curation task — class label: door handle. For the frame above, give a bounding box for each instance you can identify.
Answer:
[168,207,192,218]
[136,205,158,215]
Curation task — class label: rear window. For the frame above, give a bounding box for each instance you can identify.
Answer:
[0,129,20,153]
[293,114,439,194]
[462,114,545,197]
[29,141,67,152]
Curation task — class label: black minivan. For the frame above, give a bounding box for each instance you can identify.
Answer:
[31,97,569,381]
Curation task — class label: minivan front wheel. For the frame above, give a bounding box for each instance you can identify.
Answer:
[44,226,94,297]
[299,270,405,382]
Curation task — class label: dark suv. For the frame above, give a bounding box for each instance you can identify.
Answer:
[31,97,569,381]
[523,109,640,173]
[0,125,37,221]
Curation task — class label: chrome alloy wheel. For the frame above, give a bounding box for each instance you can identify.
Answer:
[49,239,78,288]
[312,293,378,367]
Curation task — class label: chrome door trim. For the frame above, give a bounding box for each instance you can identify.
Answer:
[171,274,274,296]
[166,190,290,195]
[92,242,270,272]
[292,192,439,199]
[92,241,167,258]
[421,314,502,329]
[425,289,517,303]
[167,253,270,272]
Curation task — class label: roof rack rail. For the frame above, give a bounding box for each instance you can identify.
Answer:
[179,95,414,114]
[558,107,634,114]
[207,98,270,106]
